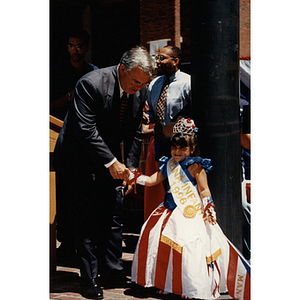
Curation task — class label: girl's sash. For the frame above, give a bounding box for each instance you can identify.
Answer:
[161,158,222,263]
[166,157,207,222]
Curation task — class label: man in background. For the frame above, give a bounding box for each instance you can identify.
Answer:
[51,29,98,266]
[144,45,191,219]
[50,28,98,120]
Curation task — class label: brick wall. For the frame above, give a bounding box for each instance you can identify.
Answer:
[140,0,250,61]
[240,0,251,58]
[140,0,176,46]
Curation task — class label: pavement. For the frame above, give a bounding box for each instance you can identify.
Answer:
[50,233,233,300]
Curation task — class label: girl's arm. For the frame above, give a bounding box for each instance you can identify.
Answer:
[144,170,166,186]
[188,163,211,199]
[129,169,166,187]
[188,163,216,224]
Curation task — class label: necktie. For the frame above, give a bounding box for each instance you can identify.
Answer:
[120,92,129,125]
[155,77,169,143]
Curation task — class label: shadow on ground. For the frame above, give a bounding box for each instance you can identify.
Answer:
[50,270,82,294]
[50,233,140,295]
[125,285,184,299]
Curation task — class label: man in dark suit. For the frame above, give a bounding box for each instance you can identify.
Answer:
[53,46,153,299]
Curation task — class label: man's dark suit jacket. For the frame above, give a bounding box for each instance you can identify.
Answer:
[53,65,147,173]
[53,65,147,276]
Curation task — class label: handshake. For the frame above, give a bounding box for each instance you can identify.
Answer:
[108,160,146,195]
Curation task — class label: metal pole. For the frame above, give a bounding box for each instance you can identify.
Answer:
[190,0,243,251]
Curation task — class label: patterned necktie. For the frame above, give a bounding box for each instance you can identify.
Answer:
[120,92,129,125]
[155,77,169,143]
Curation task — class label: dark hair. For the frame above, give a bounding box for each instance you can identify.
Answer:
[68,29,90,46]
[168,45,182,61]
[162,45,182,67]
[170,132,200,157]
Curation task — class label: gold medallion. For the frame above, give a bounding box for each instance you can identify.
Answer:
[183,205,197,218]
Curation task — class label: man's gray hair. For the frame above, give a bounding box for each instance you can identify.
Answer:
[120,46,154,76]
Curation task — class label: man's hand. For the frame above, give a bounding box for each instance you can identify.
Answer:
[122,180,134,196]
[109,160,130,180]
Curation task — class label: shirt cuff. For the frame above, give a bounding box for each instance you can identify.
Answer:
[104,157,117,168]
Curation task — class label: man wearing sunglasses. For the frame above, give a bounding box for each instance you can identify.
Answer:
[53,46,153,299]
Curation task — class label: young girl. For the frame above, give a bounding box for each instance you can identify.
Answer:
[129,118,229,299]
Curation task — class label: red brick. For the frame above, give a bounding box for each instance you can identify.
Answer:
[140,0,250,61]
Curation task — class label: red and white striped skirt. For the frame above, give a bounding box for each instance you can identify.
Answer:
[131,204,229,299]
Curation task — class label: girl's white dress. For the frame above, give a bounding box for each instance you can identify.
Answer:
[131,156,230,299]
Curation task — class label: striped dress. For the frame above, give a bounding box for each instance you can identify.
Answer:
[131,157,229,299]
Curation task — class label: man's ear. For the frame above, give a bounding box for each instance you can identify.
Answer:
[119,64,127,75]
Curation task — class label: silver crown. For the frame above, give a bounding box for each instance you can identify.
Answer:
[172,118,198,137]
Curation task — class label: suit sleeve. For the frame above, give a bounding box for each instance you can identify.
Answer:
[72,77,116,167]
